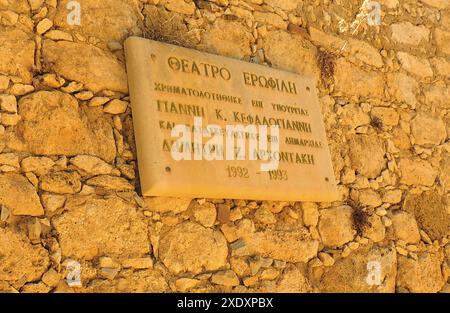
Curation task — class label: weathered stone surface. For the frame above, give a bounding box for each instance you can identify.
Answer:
[0,0,30,13]
[334,59,384,99]
[0,27,35,83]
[40,171,81,194]
[424,82,450,109]
[103,99,128,114]
[398,157,438,186]
[88,269,168,292]
[411,114,447,145]
[318,206,356,247]
[9,91,116,162]
[159,221,228,274]
[397,52,433,78]
[371,107,399,126]
[404,191,450,241]
[347,39,383,68]
[0,173,44,216]
[0,228,49,288]
[200,19,252,59]
[420,0,449,9]
[254,11,287,29]
[165,0,196,15]
[391,22,430,46]
[391,211,421,244]
[259,265,313,292]
[70,155,113,176]
[397,252,445,293]
[21,156,55,176]
[211,270,240,286]
[192,202,217,227]
[319,243,397,292]
[348,135,386,178]
[263,31,320,82]
[43,40,127,93]
[244,228,319,262]
[143,5,196,48]
[363,214,386,243]
[52,196,149,260]
[0,94,17,113]
[144,197,192,213]
[435,28,450,55]
[86,175,134,190]
[387,73,418,105]
[264,0,300,11]
[54,0,141,43]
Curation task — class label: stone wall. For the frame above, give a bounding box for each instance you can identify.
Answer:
[0,0,449,293]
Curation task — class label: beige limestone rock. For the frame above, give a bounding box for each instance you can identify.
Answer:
[424,82,450,109]
[420,0,449,9]
[43,40,127,93]
[165,0,196,15]
[382,189,402,204]
[211,270,240,286]
[397,52,433,78]
[318,206,356,247]
[254,11,287,29]
[397,251,445,293]
[0,0,30,13]
[387,72,418,105]
[44,30,73,41]
[200,19,252,59]
[41,193,66,213]
[144,197,192,213]
[319,243,397,292]
[264,0,300,11]
[263,31,319,82]
[363,214,386,242]
[192,202,217,227]
[359,189,382,207]
[302,202,319,227]
[239,226,319,263]
[0,228,49,288]
[398,157,438,186]
[435,28,450,55]
[54,0,141,43]
[260,265,312,292]
[103,99,128,114]
[391,211,421,244]
[87,269,168,292]
[36,18,53,34]
[9,91,116,162]
[0,27,35,83]
[41,269,61,288]
[0,94,17,113]
[411,114,447,145]
[86,175,134,191]
[40,171,81,194]
[159,221,228,274]
[371,107,399,126]
[348,135,386,179]
[21,156,55,176]
[70,155,113,176]
[334,59,384,99]
[53,196,149,260]
[391,22,430,46]
[175,278,200,292]
[404,191,450,241]
[0,173,44,216]
[347,39,383,68]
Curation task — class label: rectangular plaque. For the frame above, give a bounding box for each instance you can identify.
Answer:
[125,37,338,202]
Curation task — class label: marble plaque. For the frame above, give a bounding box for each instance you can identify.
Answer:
[125,37,338,201]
